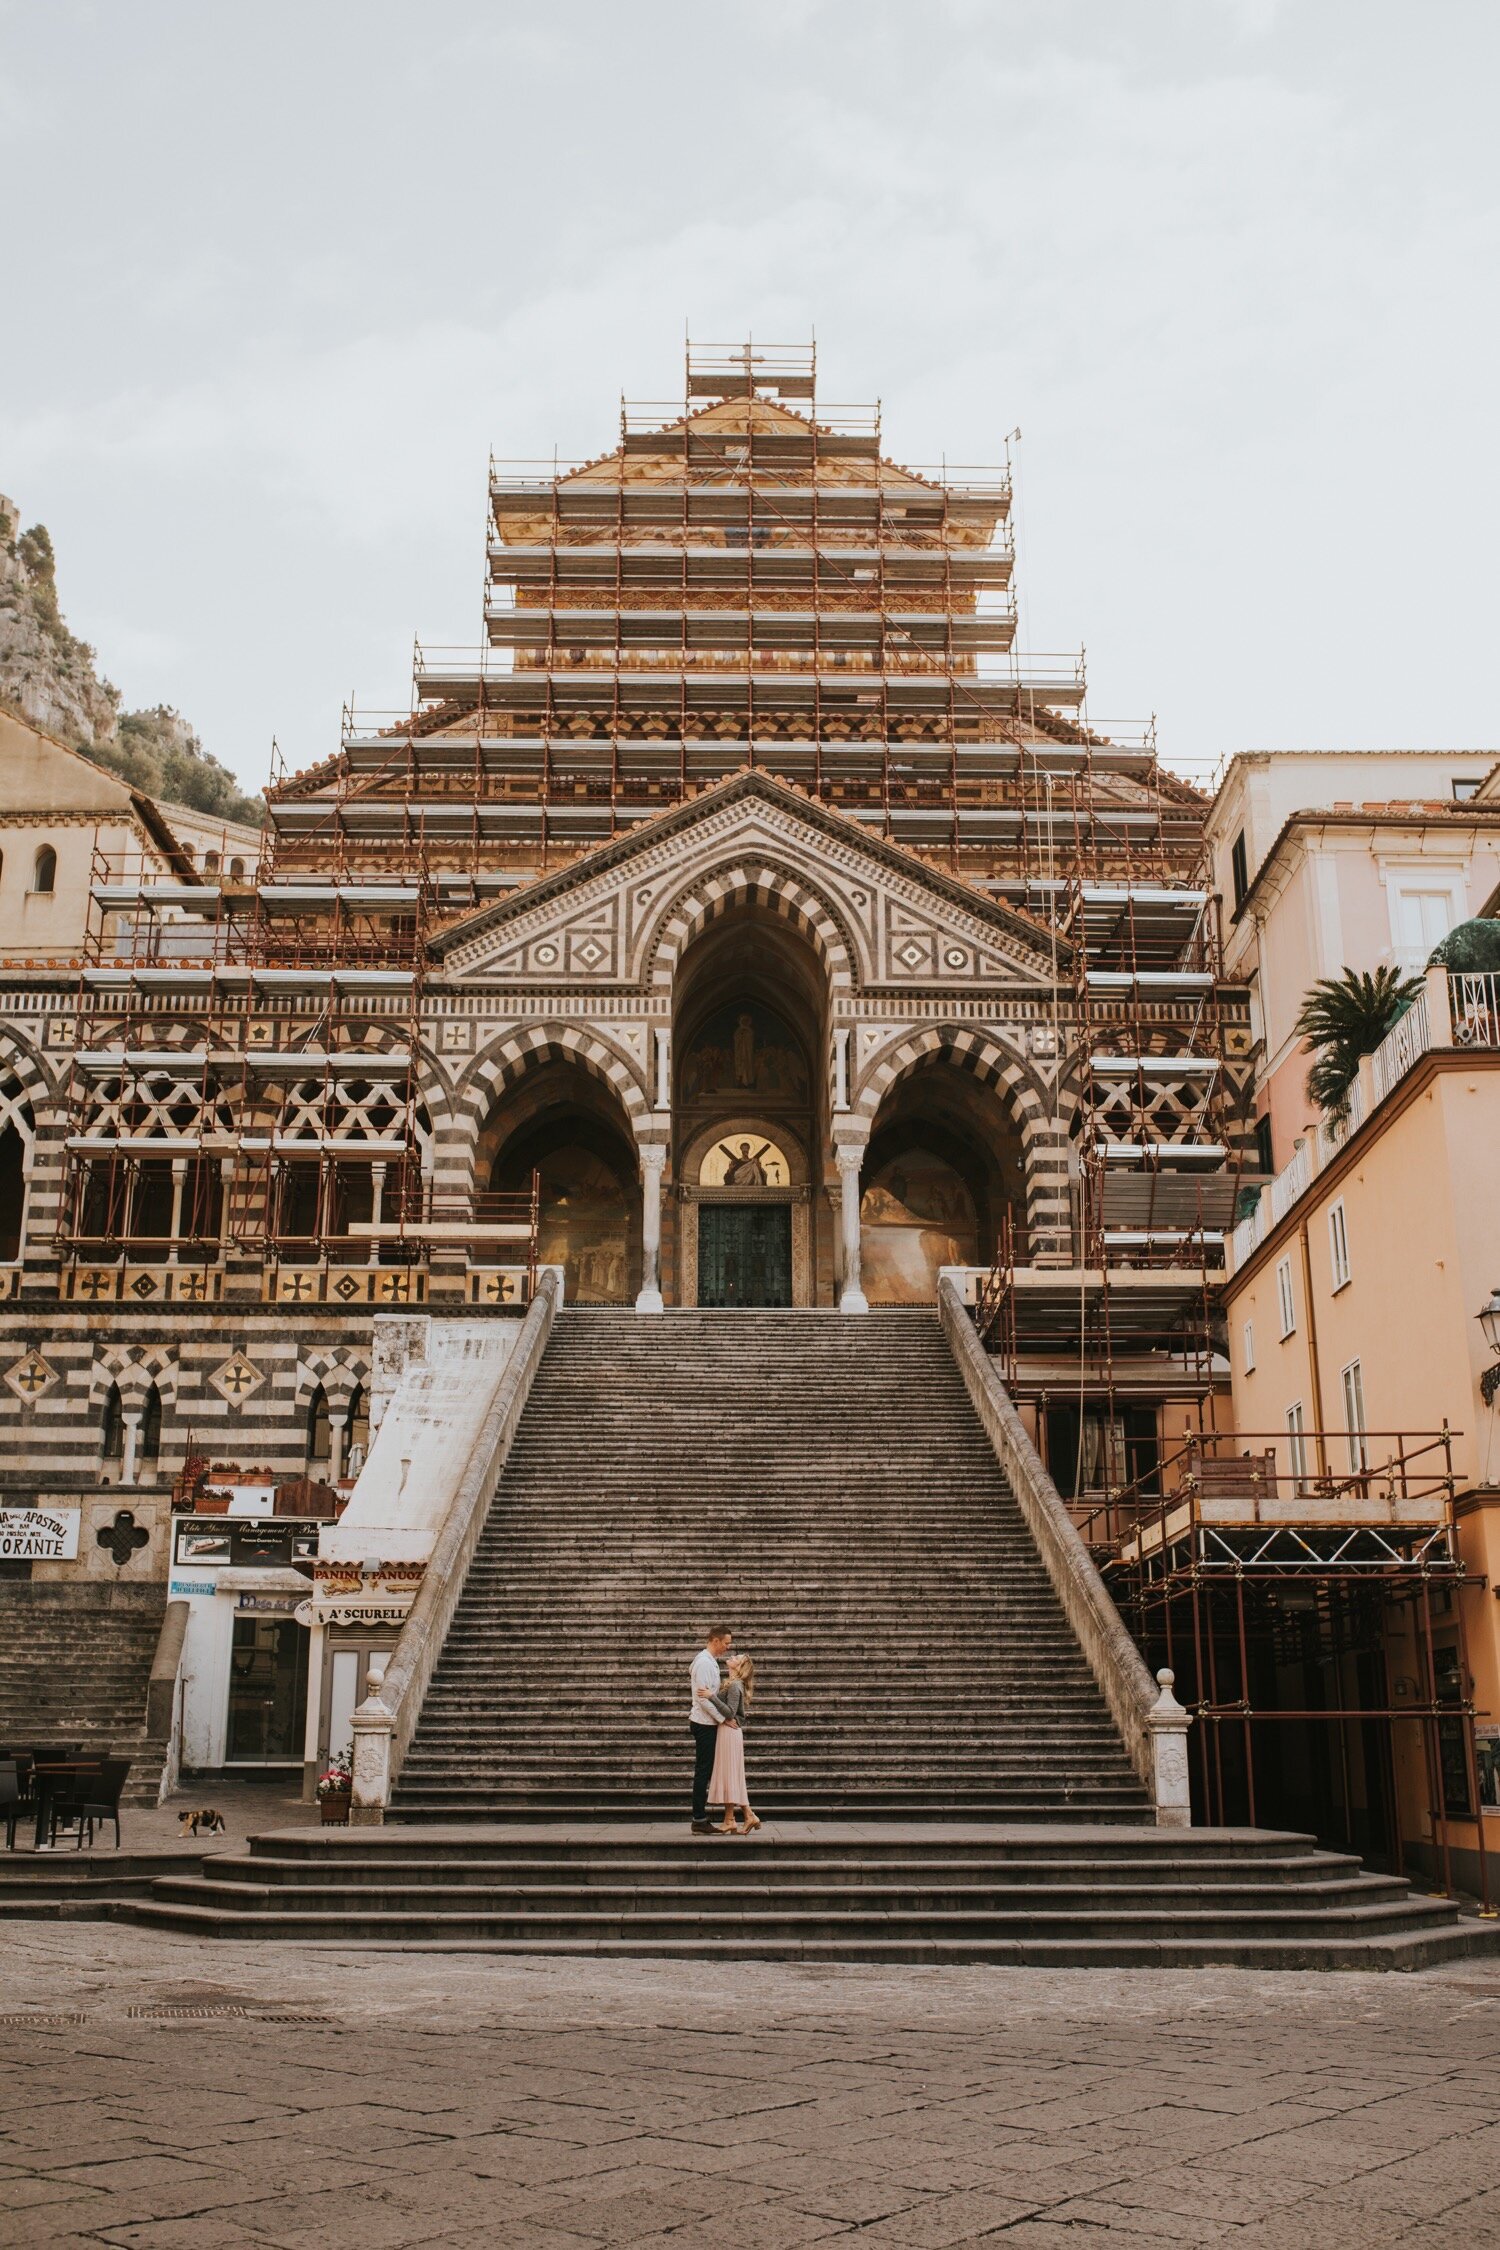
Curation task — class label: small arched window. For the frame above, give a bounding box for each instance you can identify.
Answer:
[32,845,57,894]
[229,857,246,880]
[140,1383,162,1465]
[203,851,220,874]
[100,1382,124,1462]
[306,1383,330,1465]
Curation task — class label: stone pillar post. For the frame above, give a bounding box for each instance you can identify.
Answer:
[636,1144,667,1314]
[368,1162,387,1267]
[120,1409,142,1489]
[1146,1667,1193,1828]
[349,1668,393,1827]
[327,1411,348,1483]
[167,1158,188,1264]
[834,1141,868,1315]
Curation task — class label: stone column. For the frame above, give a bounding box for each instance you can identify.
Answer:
[367,1161,387,1267]
[167,1157,188,1264]
[120,1409,142,1488]
[834,1142,868,1314]
[327,1410,348,1483]
[636,1144,667,1314]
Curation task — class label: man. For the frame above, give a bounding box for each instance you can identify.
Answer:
[689,1625,732,1834]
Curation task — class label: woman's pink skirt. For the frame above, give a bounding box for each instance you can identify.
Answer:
[709,1723,747,1808]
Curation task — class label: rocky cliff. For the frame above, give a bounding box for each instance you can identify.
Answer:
[0,493,263,826]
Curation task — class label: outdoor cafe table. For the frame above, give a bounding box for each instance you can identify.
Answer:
[28,1760,101,1851]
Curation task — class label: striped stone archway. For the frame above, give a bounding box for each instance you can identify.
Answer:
[438,1024,653,1204]
[851,1025,1074,1264]
[645,860,856,998]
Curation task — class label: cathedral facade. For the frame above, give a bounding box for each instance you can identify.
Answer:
[0,343,1249,1537]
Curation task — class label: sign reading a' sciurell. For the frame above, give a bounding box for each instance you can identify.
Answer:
[0,1507,81,1560]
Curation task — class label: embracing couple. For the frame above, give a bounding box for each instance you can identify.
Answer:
[689,1625,760,1836]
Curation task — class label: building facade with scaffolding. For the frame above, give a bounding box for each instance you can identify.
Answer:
[0,341,1256,1780]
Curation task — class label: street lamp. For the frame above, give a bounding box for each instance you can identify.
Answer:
[1478,1285,1500,1406]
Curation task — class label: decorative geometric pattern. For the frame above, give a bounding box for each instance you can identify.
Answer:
[75,1067,236,1145]
[209,1351,264,1405]
[5,1349,57,1403]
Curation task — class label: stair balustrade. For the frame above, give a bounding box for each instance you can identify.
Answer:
[349,1267,561,1823]
[938,1275,1191,1824]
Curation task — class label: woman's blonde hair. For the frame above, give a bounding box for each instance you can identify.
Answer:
[731,1654,756,1705]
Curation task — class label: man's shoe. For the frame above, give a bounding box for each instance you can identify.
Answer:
[690,1819,714,1835]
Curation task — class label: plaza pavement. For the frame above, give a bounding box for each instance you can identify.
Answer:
[2,1921,1500,2248]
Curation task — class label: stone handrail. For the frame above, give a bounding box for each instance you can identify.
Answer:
[145,1597,190,1802]
[350,1269,561,1823]
[937,1275,1190,1824]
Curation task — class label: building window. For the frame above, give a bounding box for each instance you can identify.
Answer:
[1230,830,1249,910]
[1254,1114,1274,1177]
[1276,1255,1296,1337]
[1341,1358,1367,1473]
[306,1384,330,1466]
[203,850,220,874]
[230,857,246,879]
[100,1383,124,1464]
[1243,1320,1255,1374]
[1328,1199,1351,1291]
[1452,778,1482,801]
[1392,885,1454,971]
[1285,1401,1308,1491]
[32,845,57,894]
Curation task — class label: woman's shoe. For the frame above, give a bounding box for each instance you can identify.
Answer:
[742,1814,762,1832]
[715,1821,740,1835]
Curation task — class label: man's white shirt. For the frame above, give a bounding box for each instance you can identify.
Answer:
[690,1649,723,1725]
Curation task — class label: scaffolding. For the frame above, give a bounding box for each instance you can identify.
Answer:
[264,338,1191,906]
[56,837,540,1294]
[1080,1425,1493,1905]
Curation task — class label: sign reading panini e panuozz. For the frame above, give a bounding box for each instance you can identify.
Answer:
[0,1507,81,1561]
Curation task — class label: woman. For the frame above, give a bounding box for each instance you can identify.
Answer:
[709,1655,761,1835]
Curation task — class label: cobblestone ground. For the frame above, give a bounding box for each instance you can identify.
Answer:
[2,1925,1499,2248]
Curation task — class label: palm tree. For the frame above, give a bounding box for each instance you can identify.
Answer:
[1294,967,1422,1117]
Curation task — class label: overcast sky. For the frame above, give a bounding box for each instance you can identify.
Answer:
[2,0,1497,794]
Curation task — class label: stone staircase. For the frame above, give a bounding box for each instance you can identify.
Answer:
[392,1309,1150,1822]
[0,1580,171,1805]
[123,1825,1488,1967]
[94,1308,1496,1965]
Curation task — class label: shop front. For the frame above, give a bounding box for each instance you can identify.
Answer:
[168,1515,322,1777]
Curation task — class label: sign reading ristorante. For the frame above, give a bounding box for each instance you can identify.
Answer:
[0,1507,81,1560]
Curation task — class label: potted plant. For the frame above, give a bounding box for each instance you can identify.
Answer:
[317,1745,353,1825]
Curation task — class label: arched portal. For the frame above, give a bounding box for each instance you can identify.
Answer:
[861,1058,1027,1304]
[481,1058,641,1305]
[672,902,828,1305]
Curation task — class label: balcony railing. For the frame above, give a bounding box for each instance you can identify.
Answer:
[1229,966,1500,1270]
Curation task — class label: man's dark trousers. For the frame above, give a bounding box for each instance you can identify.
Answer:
[690,1722,718,1822]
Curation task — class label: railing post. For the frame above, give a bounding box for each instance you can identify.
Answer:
[349,1667,393,1827]
[1424,962,1454,1047]
[1146,1668,1194,1828]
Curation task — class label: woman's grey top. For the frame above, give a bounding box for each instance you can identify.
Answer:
[710,1679,747,1724]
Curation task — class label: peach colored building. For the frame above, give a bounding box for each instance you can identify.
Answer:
[1206,750,1500,1174]
[1221,957,1500,1889]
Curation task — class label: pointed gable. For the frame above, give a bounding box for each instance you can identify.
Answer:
[430,771,1065,992]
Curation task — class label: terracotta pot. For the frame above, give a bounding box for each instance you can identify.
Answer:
[319,1790,351,1826]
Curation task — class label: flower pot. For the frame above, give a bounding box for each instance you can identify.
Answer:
[319,1790,351,1826]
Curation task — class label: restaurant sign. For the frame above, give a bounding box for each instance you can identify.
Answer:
[0,1507,80,1561]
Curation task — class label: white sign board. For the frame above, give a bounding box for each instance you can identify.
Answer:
[0,1507,81,1561]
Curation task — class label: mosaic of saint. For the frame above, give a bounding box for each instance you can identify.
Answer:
[860,1150,979,1305]
[679,1003,808,1107]
[699,1136,793,1188]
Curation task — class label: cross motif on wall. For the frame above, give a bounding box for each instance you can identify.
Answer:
[77,1270,113,1300]
[218,1359,258,1399]
[11,1356,49,1397]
